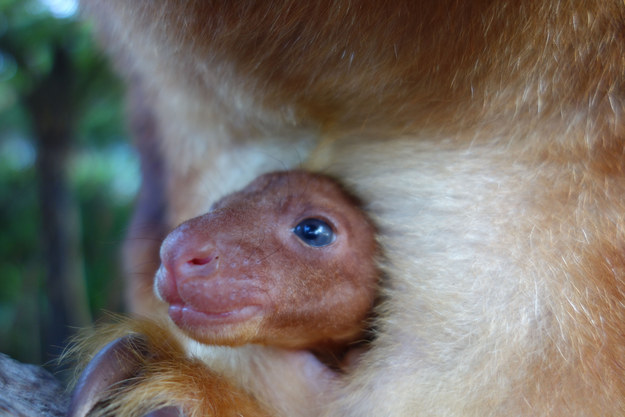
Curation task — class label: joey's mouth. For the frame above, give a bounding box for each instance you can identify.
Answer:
[168,304,262,330]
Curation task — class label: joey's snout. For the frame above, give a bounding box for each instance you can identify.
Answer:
[155,218,221,306]
[154,212,271,342]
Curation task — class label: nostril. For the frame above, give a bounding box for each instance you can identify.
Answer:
[181,253,220,278]
[189,255,217,266]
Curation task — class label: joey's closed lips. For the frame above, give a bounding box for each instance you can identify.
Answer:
[168,304,262,328]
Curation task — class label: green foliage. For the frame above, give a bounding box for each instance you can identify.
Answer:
[0,0,136,365]
[0,156,42,363]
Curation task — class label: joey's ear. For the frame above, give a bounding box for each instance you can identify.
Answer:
[67,334,148,417]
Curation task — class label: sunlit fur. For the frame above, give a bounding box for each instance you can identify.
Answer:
[81,1,625,416]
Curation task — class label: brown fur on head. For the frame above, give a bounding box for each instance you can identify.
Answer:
[154,170,378,351]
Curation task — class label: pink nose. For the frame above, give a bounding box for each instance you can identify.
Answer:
[155,219,221,305]
[160,217,222,275]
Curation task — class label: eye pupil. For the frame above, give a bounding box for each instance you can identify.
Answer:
[293,218,335,247]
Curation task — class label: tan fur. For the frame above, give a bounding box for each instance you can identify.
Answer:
[80,1,625,416]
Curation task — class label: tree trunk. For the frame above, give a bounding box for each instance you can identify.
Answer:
[0,353,68,417]
[26,47,92,369]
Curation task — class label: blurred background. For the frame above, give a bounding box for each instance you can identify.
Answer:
[0,0,137,373]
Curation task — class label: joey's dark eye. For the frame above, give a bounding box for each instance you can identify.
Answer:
[293,218,335,247]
